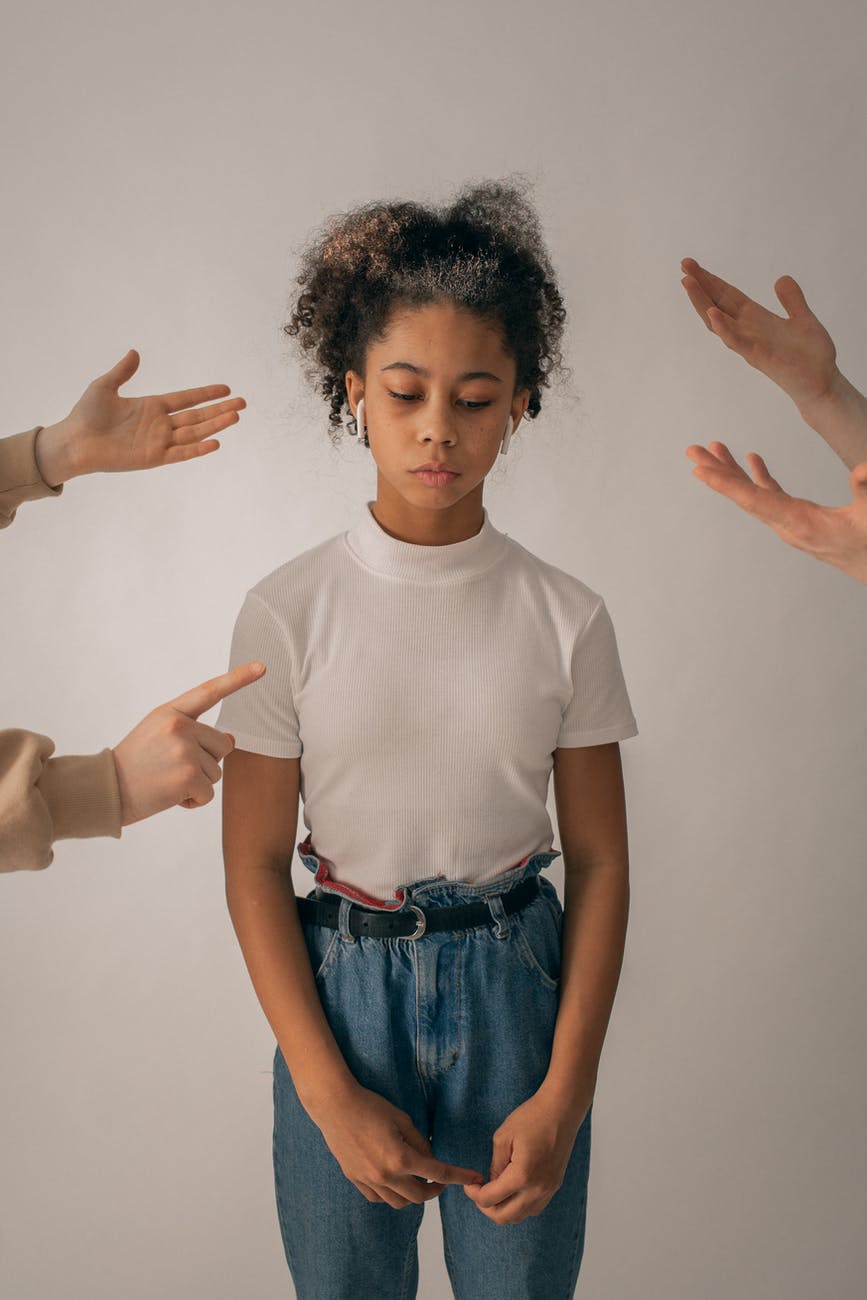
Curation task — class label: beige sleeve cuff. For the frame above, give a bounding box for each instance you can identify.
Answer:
[0,730,122,873]
[0,428,64,529]
[38,749,123,842]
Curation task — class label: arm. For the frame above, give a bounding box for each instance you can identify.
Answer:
[0,667,265,874]
[543,741,630,1109]
[221,747,485,1208]
[0,429,64,529]
[0,728,122,872]
[465,741,630,1224]
[221,748,359,1112]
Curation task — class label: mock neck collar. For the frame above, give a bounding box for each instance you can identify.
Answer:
[344,500,508,583]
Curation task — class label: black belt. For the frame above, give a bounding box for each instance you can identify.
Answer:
[296,874,540,940]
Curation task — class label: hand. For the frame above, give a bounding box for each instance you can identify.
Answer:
[680,258,840,415]
[34,349,246,484]
[463,1089,589,1226]
[111,661,266,826]
[686,442,867,585]
[314,1083,486,1210]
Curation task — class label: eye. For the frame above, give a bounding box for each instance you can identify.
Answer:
[387,389,420,402]
[459,400,492,410]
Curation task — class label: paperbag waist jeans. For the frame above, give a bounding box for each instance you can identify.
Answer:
[272,843,593,1300]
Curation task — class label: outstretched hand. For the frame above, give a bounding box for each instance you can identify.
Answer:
[680,258,840,415]
[686,442,867,584]
[35,349,246,482]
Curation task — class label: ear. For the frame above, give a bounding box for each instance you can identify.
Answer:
[510,388,531,429]
[345,370,365,417]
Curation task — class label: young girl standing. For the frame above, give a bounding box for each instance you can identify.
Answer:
[217,180,638,1299]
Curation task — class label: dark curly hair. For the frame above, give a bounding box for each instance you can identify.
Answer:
[284,177,567,436]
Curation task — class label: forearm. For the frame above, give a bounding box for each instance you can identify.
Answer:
[226,865,357,1122]
[539,858,630,1121]
[33,420,81,486]
[797,370,867,471]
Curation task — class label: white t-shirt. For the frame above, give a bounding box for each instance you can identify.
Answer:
[217,501,638,900]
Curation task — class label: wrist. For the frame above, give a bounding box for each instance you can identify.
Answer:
[295,1063,359,1126]
[795,365,851,425]
[537,1069,597,1125]
[34,420,82,486]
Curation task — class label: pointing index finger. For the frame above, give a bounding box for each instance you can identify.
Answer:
[168,661,266,720]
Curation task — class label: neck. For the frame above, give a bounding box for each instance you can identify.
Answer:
[372,474,486,545]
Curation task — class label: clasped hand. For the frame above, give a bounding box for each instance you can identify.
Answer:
[462,1088,589,1226]
[315,1081,588,1226]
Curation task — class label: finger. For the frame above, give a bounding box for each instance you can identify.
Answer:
[160,440,222,464]
[707,441,745,471]
[170,409,242,447]
[168,661,266,719]
[468,1187,530,1224]
[96,348,141,391]
[386,1175,447,1205]
[197,746,223,785]
[190,721,236,762]
[486,1130,514,1183]
[706,307,747,353]
[179,775,216,809]
[355,1181,384,1203]
[463,1163,525,1208]
[681,275,728,331]
[745,452,785,491]
[374,1185,412,1210]
[679,258,749,316]
[850,461,867,497]
[685,443,728,467]
[171,397,247,430]
[692,465,787,522]
[409,1155,485,1186]
[774,275,811,320]
[689,443,752,484]
[160,383,233,413]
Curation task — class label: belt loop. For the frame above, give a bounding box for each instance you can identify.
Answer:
[486,893,510,939]
[337,897,356,942]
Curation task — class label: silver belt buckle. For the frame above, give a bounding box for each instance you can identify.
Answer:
[403,904,427,940]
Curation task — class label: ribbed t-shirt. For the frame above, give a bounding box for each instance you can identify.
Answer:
[216,500,638,899]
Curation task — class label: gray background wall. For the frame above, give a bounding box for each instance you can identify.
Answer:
[1,1,865,1296]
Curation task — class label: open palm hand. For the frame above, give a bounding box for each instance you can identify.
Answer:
[681,258,839,414]
[686,441,867,584]
[64,349,246,473]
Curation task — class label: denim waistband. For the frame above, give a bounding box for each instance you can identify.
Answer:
[296,836,562,914]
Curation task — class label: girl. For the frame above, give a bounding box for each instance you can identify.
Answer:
[217,180,638,1299]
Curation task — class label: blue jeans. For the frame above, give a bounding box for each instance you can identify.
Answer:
[273,846,593,1299]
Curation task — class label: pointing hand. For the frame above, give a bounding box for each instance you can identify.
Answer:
[111,661,266,826]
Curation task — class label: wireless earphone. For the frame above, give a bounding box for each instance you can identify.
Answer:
[500,415,515,455]
[354,398,368,447]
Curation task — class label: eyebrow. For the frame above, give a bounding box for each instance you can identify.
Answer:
[380,361,503,383]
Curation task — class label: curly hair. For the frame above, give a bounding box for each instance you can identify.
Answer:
[284,177,567,436]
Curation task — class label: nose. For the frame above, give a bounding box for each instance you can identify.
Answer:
[419,397,457,445]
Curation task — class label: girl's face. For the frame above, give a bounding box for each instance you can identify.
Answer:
[345,301,530,524]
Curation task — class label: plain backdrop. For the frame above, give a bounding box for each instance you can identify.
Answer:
[2,1,866,1297]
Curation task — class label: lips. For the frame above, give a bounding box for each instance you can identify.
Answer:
[411,464,459,475]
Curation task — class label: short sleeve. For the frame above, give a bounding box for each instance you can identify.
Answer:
[215,591,302,758]
[556,597,638,748]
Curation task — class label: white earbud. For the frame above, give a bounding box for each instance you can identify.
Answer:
[355,397,368,447]
[500,414,515,455]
